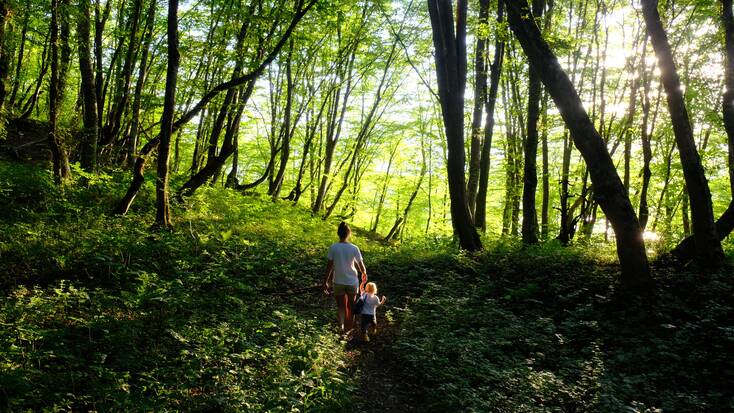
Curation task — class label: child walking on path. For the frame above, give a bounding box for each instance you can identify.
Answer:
[358,280,386,342]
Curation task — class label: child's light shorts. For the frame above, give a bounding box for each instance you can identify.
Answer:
[333,283,358,295]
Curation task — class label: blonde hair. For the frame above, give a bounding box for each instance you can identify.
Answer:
[365,282,377,294]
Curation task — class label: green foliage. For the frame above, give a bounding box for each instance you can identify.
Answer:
[0,163,357,411]
[390,242,734,412]
[1,162,732,411]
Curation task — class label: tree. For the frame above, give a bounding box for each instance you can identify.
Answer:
[426,0,481,251]
[155,0,180,228]
[0,0,10,112]
[503,0,651,290]
[466,0,489,218]
[76,0,97,171]
[640,0,724,266]
[521,0,544,245]
[48,0,72,183]
[475,1,505,232]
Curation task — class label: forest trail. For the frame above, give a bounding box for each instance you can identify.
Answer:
[348,306,421,412]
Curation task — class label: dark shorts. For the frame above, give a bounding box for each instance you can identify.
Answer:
[361,314,376,330]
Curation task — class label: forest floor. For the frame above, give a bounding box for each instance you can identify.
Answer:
[348,284,422,412]
[1,160,733,412]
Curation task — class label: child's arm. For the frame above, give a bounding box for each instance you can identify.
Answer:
[379,296,387,305]
[359,276,367,293]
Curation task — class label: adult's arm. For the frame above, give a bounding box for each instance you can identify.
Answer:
[323,260,334,292]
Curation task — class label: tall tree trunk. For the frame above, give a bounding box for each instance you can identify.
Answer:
[475,1,504,232]
[466,0,489,218]
[94,0,112,134]
[558,130,573,243]
[427,0,481,251]
[102,0,142,147]
[269,41,294,200]
[386,136,427,242]
[681,187,691,237]
[503,0,651,290]
[638,50,654,229]
[0,0,10,112]
[723,0,734,198]
[540,91,550,239]
[521,0,544,245]
[155,0,180,228]
[48,0,72,183]
[371,140,400,233]
[673,0,734,259]
[179,81,255,198]
[8,8,29,109]
[19,27,50,120]
[128,0,156,163]
[641,0,724,265]
[77,0,98,171]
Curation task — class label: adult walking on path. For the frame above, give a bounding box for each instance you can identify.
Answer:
[323,222,367,332]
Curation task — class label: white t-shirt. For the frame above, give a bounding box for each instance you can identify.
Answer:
[327,242,363,286]
[360,292,381,315]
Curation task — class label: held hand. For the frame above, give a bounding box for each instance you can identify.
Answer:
[361,273,367,283]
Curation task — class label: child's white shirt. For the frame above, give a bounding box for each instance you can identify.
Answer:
[361,292,381,315]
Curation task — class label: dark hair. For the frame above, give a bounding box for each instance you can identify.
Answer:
[337,221,351,240]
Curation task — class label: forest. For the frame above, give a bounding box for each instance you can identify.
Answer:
[0,0,732,411]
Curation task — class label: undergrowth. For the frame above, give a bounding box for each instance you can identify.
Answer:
[1,161,732,412]
[0,161,361,411]
[391,243,734,412]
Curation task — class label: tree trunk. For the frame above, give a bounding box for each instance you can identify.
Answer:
[371,140,399,233]
[672,0,734,259]
[269,41,294,200]
[641,0,724,265]
[48,0,72,183]
[638,50,654,229]
[77,0,98,172]
[521,0,544,245]
[8,9,29,108]
[94,0,112,134]
[386,141,427,242]
[101,0,142,148]
[540,91,550,239]
[466,0,489,218]
[427,0,481,251]
[475,1,504,232]
[503,0,651,290]
[19,27,50,120]
[178,81,255,199]
[129,0,156,163]
[155,0,180,228]
[723,0,734,198]
[0,1,10,112]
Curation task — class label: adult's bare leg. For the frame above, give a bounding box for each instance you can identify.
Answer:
[334,294,346,331]
[344,292,355,331]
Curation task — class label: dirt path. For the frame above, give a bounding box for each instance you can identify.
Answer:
[347,305,422,412]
